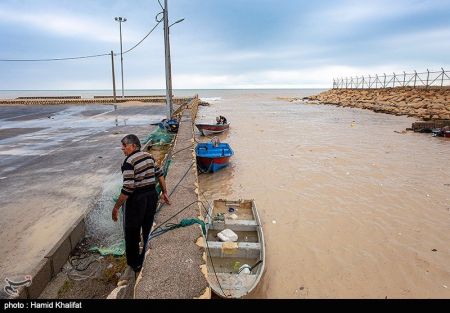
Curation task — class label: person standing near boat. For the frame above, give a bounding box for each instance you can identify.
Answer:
[112,134,171,275]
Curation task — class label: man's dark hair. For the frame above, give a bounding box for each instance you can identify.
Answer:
[121,134,141,150]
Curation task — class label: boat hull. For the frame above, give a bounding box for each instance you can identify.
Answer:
[205,199,265,299]
[196,156,231,173]
[195,123,229,135]
[195,142,234,173]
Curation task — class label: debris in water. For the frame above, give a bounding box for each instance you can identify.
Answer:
[432,249,438,252]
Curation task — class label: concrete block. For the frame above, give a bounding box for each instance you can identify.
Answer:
[26,258,52,299]
[45,236,71,277]
[69,218,86,250]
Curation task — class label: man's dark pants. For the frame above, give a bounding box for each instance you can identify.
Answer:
[123,188,158,272]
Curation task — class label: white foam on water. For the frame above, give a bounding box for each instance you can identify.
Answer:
[200,97,223,102]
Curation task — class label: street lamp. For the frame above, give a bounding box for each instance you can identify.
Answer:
[169,18,185,28]
[115,16,127,98]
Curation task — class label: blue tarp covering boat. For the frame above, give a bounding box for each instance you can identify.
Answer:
[195,142,234,173]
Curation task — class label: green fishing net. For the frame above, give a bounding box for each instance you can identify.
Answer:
[142,127,174,146]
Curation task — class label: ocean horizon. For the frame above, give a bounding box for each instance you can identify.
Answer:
[0,88,329,100]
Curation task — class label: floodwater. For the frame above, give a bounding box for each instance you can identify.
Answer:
[196,90,450,299]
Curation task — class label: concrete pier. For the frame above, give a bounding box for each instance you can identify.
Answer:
[133,98,210,299]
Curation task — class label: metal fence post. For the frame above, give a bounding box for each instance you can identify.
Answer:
[393,73,396,88]
[368,75,372,89]
[345,78,348,89]
[403,71,406,87]
[375,75,378,88]
[441,68,445,87]
[356,77,359,89]
[414,71,417,88]
[426,69,430,89]
[383,73,386,88]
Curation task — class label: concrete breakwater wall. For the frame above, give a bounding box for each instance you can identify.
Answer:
[0,96,193,106]
[306,87,450,120]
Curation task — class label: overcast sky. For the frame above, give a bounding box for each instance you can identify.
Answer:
[0,0,449,90]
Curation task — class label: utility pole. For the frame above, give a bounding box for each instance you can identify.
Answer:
[163,0,173,119]
[110,51,117,103]
[115,17,127,98]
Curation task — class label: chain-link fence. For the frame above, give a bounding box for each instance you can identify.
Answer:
[333,68,450,89]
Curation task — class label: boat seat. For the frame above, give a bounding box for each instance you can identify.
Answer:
[209,219,258,232]
[206,241,261,259]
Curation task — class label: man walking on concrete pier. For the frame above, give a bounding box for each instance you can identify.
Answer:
[112,134,171,274]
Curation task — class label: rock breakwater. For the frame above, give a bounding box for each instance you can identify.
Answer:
[303,87,450,120]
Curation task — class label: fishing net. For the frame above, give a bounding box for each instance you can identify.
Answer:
[86,129,173,257]
[142,127,175,146]
[89,241,125,257]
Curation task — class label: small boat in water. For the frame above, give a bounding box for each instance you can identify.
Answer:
[195,142,234,173]
[195,122,230,136]
[205,199,265,299]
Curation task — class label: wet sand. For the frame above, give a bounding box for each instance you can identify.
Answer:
[197,91,450,298]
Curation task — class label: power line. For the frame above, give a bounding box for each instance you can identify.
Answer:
[157,0,164,10]
[0,21,162,62]
[0,53,111,62]
[121,20,162,55]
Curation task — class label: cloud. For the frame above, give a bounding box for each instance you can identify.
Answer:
[170,63,428,89]
[0,8,139,43]
[321,0,436,24]
[381,27,450,47]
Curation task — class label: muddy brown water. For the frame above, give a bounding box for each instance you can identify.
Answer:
[196,90,450,299]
